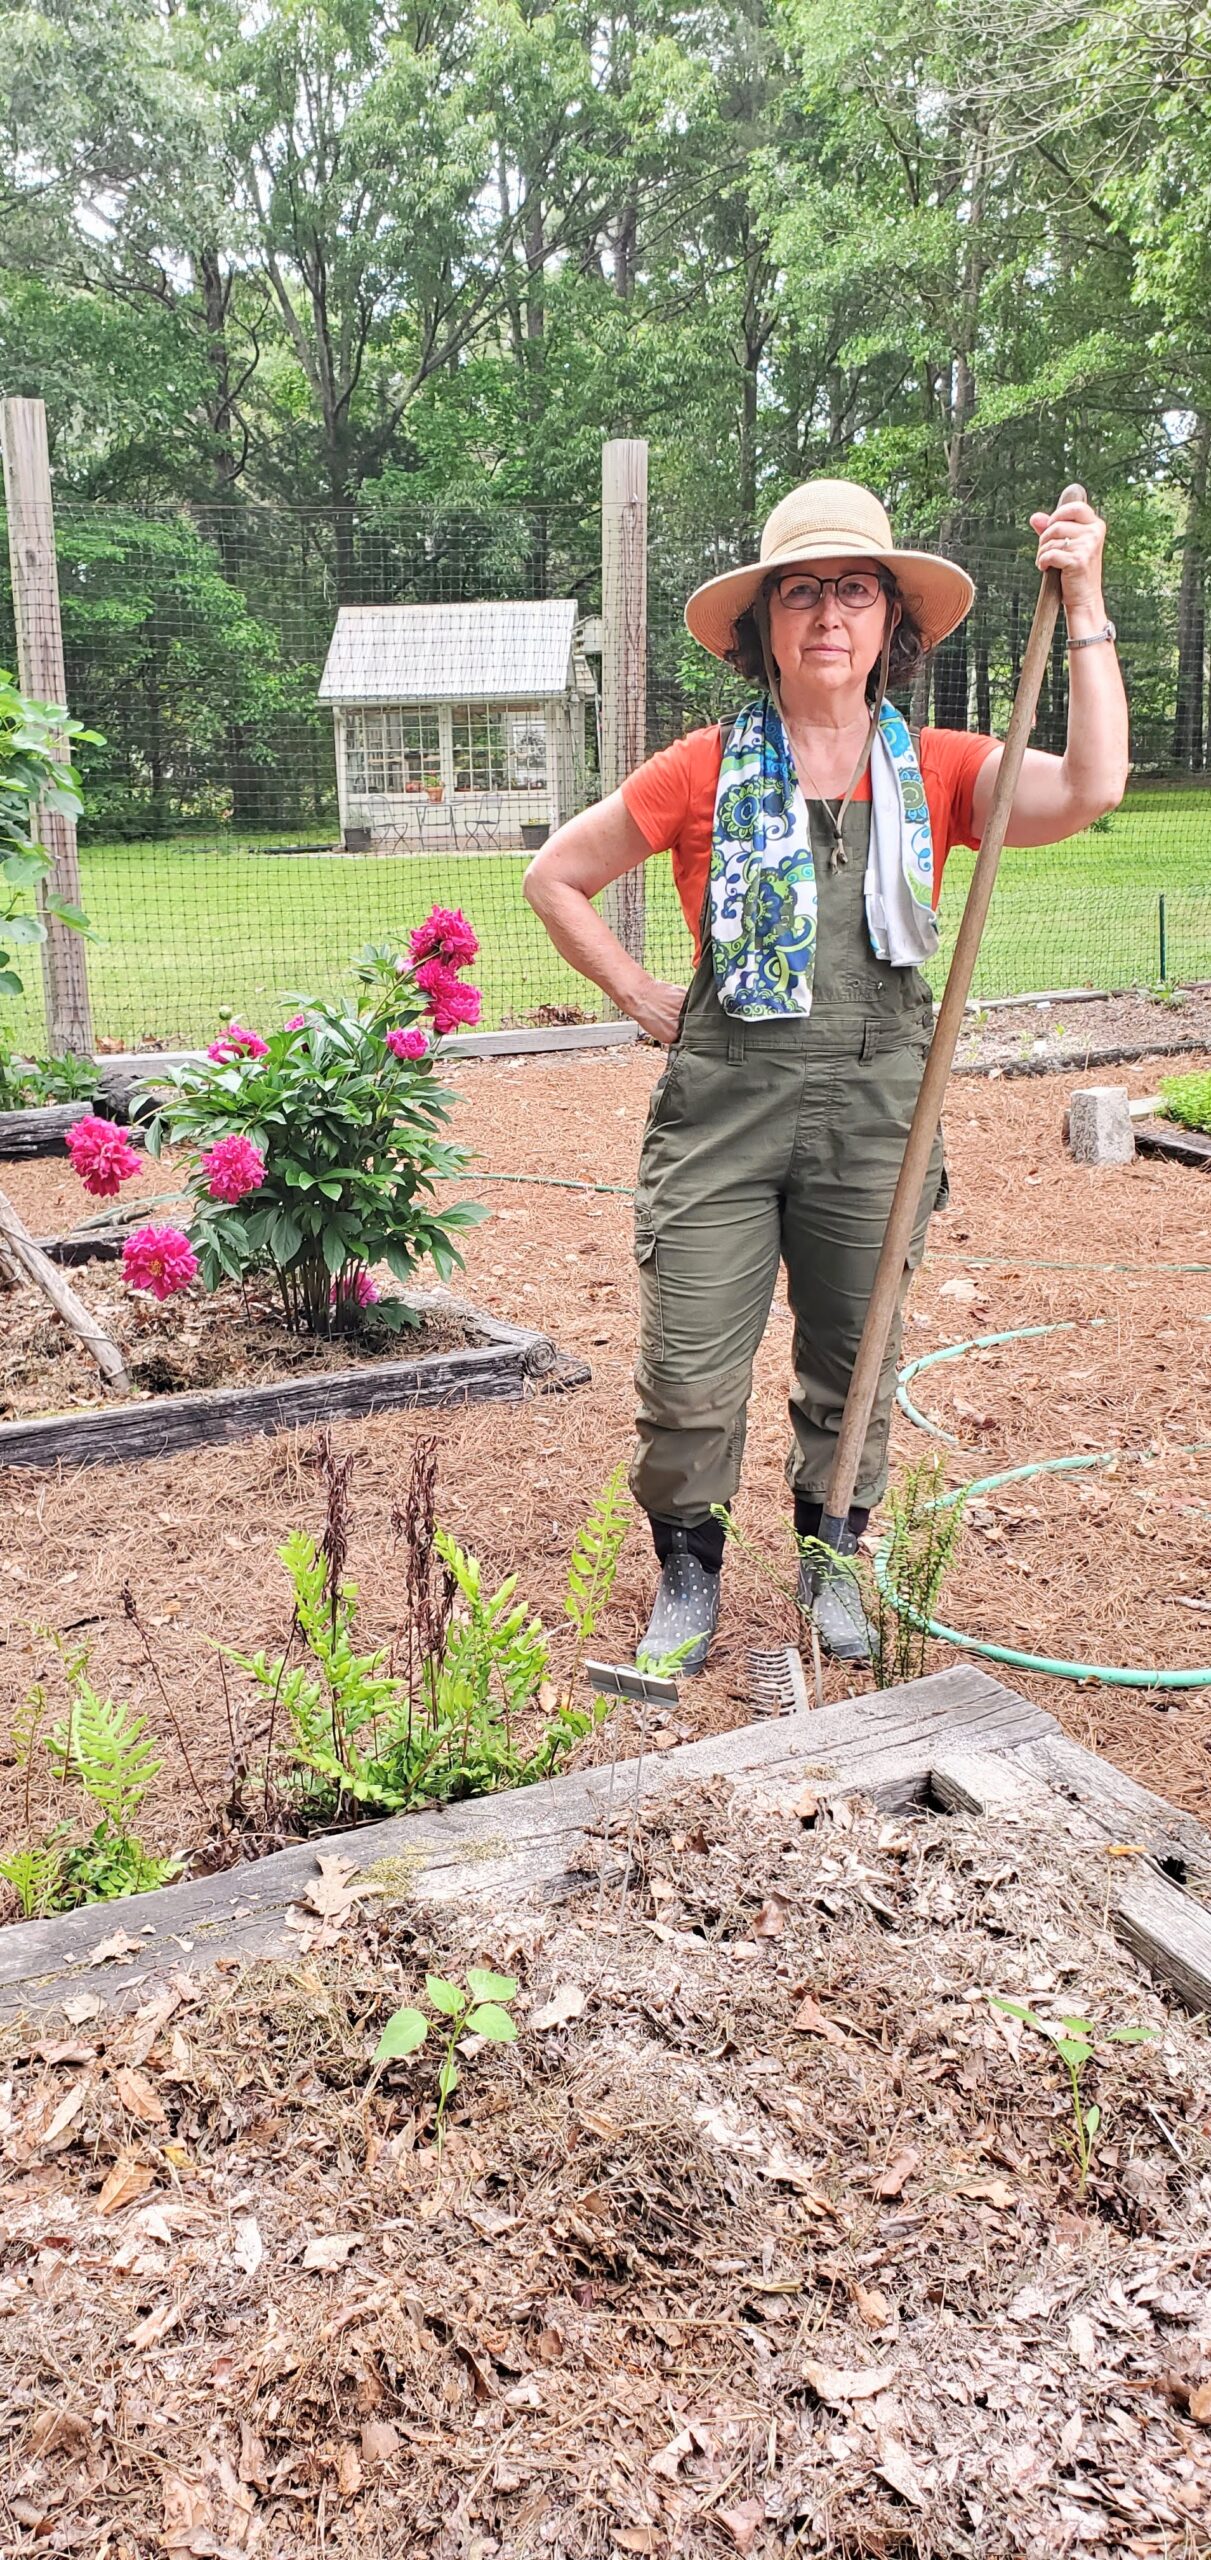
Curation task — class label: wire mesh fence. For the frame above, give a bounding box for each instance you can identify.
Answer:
[3,486,1210,1054]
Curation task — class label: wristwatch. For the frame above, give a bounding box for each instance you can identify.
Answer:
[1067,620,1117,651]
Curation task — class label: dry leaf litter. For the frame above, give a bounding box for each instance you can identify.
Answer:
[3,1784,1210,2556]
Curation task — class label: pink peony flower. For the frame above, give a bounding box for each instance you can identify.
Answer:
[330,1267,379,1311]
[123,1223,198,1301]
[413,956,482,1036]
[65,1115,142,1199]
[207,1021,269,1065]
[385,1025,429,1061]
[200,1134,267,1204]
[409,906,479,969]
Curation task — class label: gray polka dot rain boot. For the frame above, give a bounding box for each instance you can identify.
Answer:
[797,1524,877,1665]
[637,1528,720,1676]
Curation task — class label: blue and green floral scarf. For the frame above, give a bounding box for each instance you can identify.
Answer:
[709,695,938,1019]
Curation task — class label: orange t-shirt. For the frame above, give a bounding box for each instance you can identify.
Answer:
[621,723,999,951]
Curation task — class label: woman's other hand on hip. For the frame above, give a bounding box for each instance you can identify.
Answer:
[629,977,688,1044]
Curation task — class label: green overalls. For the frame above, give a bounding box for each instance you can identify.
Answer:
[631,794,946,1530]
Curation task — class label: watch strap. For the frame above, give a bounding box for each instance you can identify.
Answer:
[1067,620,1116,651]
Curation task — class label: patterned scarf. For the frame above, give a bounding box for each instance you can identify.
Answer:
[709,695,939,1020]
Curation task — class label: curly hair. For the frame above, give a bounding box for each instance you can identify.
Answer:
[728,576,928,700]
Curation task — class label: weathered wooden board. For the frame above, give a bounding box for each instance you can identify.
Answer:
[1011,1731,1211,1889]
[0,1302,586,1471]
[928,1751,1049,1818]
[1115,1867,1211,2012]
[0,1664,1057,2018]
[0,1102,93,1159]
[1133,1117,1211,1170]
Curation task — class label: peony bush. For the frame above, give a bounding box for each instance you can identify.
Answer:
[123,916,486,1335]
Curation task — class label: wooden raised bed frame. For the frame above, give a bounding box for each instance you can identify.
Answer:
[1134,1115,1211,1171]
[0,1295,588,1470]
[3,1662,1210,2021]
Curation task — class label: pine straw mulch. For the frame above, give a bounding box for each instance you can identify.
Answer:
[3,1783,1211,2558]
[0,1044,1209,1860]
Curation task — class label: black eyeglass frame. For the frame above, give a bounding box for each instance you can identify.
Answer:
[771,567,897,612]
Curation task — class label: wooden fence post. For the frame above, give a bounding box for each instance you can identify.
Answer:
[1,397,94,1057]
[600,438,648,987]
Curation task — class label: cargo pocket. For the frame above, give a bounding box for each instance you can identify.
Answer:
[634,1223,664,1365]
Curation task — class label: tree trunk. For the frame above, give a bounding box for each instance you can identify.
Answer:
[524,188,548,596]
[1173,412,1210,770]
[615,200,637,301]
[974,615,991,736]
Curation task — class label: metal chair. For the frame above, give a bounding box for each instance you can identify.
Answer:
[461,794,503,850]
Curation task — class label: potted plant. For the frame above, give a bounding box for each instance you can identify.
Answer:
[426,784,445,805]
[520,821,549,850]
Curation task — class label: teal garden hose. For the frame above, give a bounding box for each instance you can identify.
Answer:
[447,1170,1211,1690]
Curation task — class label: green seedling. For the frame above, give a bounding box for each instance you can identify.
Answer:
[372,1966,519,2149]
[990,1995,1157,2192]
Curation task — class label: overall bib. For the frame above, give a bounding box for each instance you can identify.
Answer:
[631,795,946,1532]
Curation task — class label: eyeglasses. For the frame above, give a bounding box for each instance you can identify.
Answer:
[774,570,890,612]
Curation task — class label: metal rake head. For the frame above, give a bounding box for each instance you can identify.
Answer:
[745,1643,810,1717]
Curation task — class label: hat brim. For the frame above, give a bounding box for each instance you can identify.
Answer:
[684,535,975,660]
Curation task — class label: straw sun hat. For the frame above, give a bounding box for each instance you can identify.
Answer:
[684,478,975,661]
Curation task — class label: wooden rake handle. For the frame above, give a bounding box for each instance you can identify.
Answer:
[818,485,1085,1551]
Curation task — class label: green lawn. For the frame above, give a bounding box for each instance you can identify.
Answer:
[11,788,1211,1052]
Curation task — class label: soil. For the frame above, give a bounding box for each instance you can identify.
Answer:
[0,1262,479,1422]
[953,983,1211,1075]
[1,1044,1209,1873]
[0,1155,481,1420]
[2,1784,1209,2557]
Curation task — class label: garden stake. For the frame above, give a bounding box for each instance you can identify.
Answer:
[818,485,1086,1556]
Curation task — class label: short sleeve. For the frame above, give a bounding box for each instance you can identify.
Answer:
[923,726,1001,852]
[621,731,717,855]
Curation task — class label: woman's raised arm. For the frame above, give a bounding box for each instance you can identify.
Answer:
[970,493,1130,848]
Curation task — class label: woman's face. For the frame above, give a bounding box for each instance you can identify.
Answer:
[765,555,900,707]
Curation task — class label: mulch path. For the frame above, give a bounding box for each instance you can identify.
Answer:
[0,1045,1209,1873]
[2,1784,1209,2556]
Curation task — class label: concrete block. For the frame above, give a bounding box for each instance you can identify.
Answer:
[1067,1085,1135,1165]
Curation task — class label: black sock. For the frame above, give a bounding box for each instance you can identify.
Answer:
[649,1512,728,1574]
[794,1497,871,1546]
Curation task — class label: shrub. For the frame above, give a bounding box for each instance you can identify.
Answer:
[1,670,96,1001]
[1157,1070,1211,1136]
[135,922,487,1335]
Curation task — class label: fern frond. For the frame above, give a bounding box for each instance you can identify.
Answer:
[10,1680,47,1771]
[564,1465,630,1644]
[0,1834,66,1920]
[47,1680,162,1830]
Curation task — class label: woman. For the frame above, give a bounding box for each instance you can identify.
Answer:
[525,479,1128,1670]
